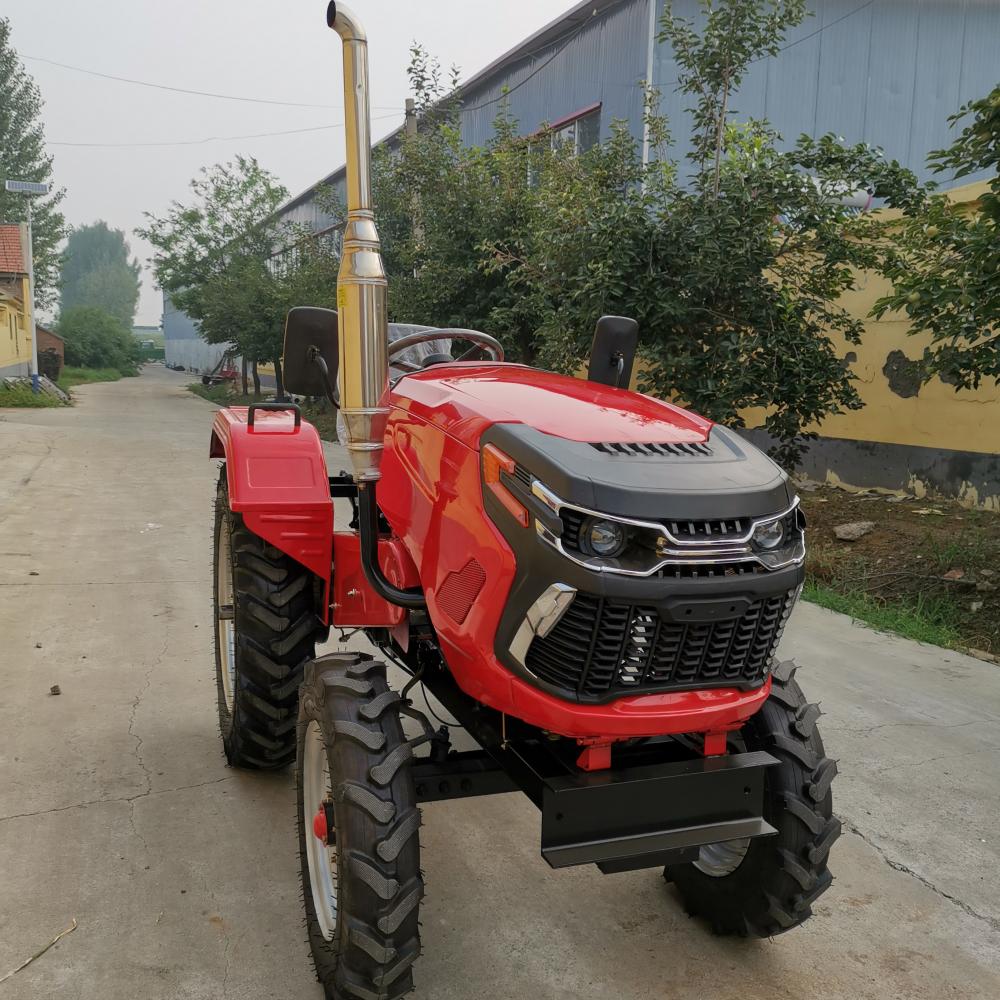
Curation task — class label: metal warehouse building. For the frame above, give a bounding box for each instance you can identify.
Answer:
[275,0,999,232]
[168,0,1000,504]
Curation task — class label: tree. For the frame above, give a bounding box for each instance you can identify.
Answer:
[60,222,141,328]
[137,156,290,393]
[371,6,925,465]
[0,17,66,304]
[58,306,140,374]
[873,84,1000,390]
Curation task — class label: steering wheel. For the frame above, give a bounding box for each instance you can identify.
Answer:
[387,328,505,373]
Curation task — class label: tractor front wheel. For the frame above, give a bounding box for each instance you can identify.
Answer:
[664,659,840,936]
[213,466,319,768]
[297,653,423,1000]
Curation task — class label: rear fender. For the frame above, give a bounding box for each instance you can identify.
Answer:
[210,406,333,622]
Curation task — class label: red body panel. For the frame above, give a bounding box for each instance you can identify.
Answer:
[332,532,421,627]
[379,365,766,739]
[210,407,333,621]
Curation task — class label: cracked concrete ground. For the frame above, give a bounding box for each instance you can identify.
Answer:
[1,366,998,999]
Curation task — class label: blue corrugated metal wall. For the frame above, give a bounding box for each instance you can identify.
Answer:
[279,0,998,230]
[460,0,650,149]
[651,0,1000,184]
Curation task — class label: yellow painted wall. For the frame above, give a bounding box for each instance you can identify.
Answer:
[795,179,998,456]
[0,276,33,373]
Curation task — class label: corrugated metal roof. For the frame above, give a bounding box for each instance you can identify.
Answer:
[0,226,25,274]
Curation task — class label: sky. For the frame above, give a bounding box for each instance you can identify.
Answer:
[8,0,577,325]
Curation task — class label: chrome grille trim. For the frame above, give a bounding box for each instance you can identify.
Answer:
[530,482,803,577]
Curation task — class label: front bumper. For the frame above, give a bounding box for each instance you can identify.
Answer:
[508,741,779,871]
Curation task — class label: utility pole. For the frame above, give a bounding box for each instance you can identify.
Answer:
[4,179,50,393]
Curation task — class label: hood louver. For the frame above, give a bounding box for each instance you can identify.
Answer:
[590,441,712,458]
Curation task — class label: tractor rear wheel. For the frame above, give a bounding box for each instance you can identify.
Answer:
[297,653,423,1000]
[664,659,840,936]
[213,467,319,768]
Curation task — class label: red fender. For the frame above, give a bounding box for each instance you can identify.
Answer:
[210,406,333,621]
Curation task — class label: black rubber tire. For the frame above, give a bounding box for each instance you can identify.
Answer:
[297,654,423,1000]
[213,466,319,769]
[664,659,841,936]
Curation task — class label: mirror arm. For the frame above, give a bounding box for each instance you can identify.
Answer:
[309,347,340,410]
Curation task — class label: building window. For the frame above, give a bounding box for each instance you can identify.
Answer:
[547,103,602,154]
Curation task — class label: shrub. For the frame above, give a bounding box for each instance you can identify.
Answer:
[57,305,140,375]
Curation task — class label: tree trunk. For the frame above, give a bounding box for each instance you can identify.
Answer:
[273,355,286,402]
[241,355,249,397]
[251,360,261,399]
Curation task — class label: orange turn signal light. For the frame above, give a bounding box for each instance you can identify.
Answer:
[483,444,529,528]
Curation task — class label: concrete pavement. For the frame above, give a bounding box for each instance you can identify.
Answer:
[1,365,998,999]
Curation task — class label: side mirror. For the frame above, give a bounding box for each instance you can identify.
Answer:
[282,307,339,397]
[587,315,638,388]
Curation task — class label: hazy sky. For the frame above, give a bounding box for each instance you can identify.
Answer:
[9,0,576,324]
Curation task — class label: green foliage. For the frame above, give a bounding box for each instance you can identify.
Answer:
[137,157,290,373]
[57,307,140,375]
[370,4,924,465]
[138,156,337,393]
[0,382,64,407]
[60,222,141,328]
[0,18,66,305]
[874,84,1000,390]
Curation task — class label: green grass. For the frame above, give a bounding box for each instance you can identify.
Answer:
[188,381,252,405]
[0,382,65,407]
[187,383,339,440]
[58,366,127,391]
[803,579,963,649]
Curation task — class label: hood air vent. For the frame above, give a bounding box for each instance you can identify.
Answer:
[590,441,712,458]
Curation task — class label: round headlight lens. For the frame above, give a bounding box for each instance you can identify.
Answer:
[752,518,785,550]
[583,517,628,558]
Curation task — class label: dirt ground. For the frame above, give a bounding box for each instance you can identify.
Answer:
[800,481,1000,656]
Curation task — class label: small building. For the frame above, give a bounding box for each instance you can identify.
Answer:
[35,323,64,381]
[0,224,33,379]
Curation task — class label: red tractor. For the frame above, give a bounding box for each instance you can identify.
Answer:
[209,5,839,999]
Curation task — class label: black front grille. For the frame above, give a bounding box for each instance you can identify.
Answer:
[525,590,794,700]
[666,516,747,539]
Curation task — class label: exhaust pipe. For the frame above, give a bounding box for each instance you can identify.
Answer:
[327,3,426,609]
[327,1,389,483]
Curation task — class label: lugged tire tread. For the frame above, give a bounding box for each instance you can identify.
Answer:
[214,467,320,770]
[664,659,840,938]
[298,656,422,1000]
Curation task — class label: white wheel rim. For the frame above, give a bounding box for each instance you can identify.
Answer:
[694,733,752,877]
[216,515,236,712]
[694,837,752,877]
[303,720,338,940]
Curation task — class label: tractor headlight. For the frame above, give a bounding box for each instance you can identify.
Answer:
[581,517,628,558]
[751,518,785,551]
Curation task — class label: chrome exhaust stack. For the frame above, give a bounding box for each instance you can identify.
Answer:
[327,2,389,483]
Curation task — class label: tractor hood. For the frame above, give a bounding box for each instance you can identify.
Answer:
[389,363,791,521]
[389,363,711,446]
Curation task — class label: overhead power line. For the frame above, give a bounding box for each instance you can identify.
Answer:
[750,0,876,63]
[49,113,401,149]
[24,53,402,111]
[462,11,595,114]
